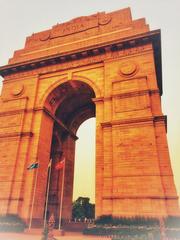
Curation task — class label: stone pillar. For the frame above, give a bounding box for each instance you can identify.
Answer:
[48,148,63,223]
[93,98,104,217]
[22,110,54,226]
[61,135,76,220]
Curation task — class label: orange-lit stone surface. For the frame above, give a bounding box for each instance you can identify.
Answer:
[0,8,179,226]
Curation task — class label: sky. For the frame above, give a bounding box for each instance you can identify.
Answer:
[0,0,180,204]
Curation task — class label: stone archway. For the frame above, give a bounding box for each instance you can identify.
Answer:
[42,80,96,223]
[0,8,179,227]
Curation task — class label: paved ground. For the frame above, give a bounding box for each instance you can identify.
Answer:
[0,231,112,240]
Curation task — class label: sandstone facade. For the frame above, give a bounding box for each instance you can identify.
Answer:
[0,8,179,226]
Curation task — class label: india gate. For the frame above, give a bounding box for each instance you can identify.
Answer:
[0,8,179,226]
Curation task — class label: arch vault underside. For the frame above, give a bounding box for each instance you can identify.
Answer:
[45,80,96,223]
[0,8,179,226]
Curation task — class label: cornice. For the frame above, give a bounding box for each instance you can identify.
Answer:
[0,30,162,95]
[101,115,166,128]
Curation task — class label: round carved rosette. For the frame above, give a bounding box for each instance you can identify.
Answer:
[98,13,111,25]
[39,31,50,41]
[119,61,138,77]
[11,84,24,97]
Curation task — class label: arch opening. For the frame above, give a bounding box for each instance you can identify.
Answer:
[44,80,96,225]
[73,118,96,204]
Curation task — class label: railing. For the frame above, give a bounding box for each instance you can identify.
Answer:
[63,218,95,223]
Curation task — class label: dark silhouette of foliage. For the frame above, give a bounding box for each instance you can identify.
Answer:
[95,215,159,227]
[72,197,95,220]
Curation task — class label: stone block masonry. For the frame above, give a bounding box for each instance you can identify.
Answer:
[0,7,179,226]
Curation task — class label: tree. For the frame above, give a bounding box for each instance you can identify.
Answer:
[72,197,95,220]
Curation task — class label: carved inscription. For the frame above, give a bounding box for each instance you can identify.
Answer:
[51,15,98,38]
[49,13,112,39]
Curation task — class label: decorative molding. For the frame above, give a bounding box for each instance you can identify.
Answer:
[119,61,138,76]
[92,97,104,103]
[0,197,23,201]
[0,132,33,138]
[101,115,166,128]
[112,75,147,83]
[2,96,28,103]
[112,89,159,99]
[98,12,112,26]
[103,196,179,200]
[104,174,174,178]
[0,30,162,98]
[92,89,159,103]
[11,84,24,97]
[154,115,167,122]
[0,109,26,117]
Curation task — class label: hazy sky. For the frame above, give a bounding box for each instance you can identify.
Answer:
[0,0,180,203]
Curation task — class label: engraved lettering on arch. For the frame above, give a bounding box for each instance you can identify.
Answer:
[62,22,86,35]
[51,15,98,38]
